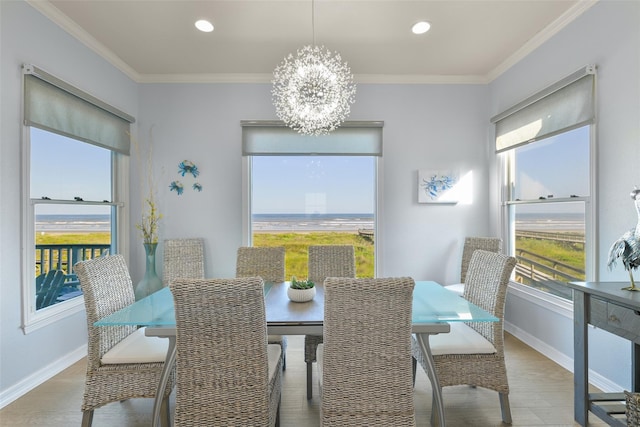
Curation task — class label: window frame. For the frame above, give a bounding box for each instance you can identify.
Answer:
[498,122,597,302]
[241,121,384,277]
[20,66,131,334]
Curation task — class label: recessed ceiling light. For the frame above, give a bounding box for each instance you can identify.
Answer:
[195,19,214,33]
[412,21,431,35]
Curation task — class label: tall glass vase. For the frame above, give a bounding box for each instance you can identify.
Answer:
[135,242,163,301]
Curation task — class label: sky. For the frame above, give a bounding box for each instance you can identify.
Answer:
[31,127,111,215]
[513,125,590,215]
[31,127,377,216]
[31,127,111,201]
[251,156,375,214]
[31,124,590,217]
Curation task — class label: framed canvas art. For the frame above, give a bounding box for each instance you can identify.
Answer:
[418,170,459,203]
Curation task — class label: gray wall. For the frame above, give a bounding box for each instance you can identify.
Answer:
[491,0,640,389]
[0,1,138,401]
[134,83,491,283]
[1,0,639,407]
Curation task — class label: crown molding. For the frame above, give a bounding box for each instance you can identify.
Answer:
[487,0,599,82]
[138,73,489,85]
[28,0,597,85]
[26,0,141,82]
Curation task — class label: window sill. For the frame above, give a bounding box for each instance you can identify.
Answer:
[22,296,85,334]
[507,280,573,320]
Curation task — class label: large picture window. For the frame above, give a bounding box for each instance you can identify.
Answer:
[242,122,382,279]
[494,66,596,300]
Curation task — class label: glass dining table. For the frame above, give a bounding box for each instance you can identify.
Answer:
[95,280,497,427]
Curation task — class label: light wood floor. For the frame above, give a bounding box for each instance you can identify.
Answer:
[0,333,610,426]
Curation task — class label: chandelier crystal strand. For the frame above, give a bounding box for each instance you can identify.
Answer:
[272,45,356,136]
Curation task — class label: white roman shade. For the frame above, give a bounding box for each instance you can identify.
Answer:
[23,64,135,155]
[241,121,383,156]
[491,65,596,153]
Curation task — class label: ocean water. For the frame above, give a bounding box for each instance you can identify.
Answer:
[36,214,111,232]
[515,212,584,232]
[252,213,374,232]
[35,212,582,233]
[36,213,375,233]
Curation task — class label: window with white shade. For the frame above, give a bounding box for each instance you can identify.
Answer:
[22,65,132,332]
[241,122,382,279]
[494,66,596,300]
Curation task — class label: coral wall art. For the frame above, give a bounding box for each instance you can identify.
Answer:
[418,170,459,204]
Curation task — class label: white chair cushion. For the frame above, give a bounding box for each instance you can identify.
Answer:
[444,283,464,296]
[267,344,282,381]
[428,322,497,355]
[101,327,168,364]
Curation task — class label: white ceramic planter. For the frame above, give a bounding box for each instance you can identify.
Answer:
[287,286,316,302]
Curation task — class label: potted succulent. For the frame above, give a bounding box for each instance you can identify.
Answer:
[287,277,316,302]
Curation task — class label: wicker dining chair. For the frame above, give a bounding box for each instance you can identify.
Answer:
[412,250,516,424]
[162,238,205,286]
[171,277,282,427]
[444,236,502,295]
[74,254,175,427]
[236,246,286,283]
[305,245,356,399]
[625,391,640,426]
[317,277,416,426]
[236,246,287,369]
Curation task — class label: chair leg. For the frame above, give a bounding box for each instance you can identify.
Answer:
[306,362,313,399]
[282,351,286,371]
[161,395,171,427]
[499,392,512,424]
[81,410,94,427]
[411,356,417,387]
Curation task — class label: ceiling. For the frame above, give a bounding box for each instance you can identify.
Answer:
[29,0,596,84]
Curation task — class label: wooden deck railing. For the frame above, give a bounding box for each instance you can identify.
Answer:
[36,244,111,276]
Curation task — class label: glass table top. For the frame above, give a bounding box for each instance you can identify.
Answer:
[95,281,497,327]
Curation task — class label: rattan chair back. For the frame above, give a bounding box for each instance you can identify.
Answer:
[462,249,515,346]
[307,245,356,284]
[460,237,502,283]
[171,277,282,426]
[320,277,416,426]
[304,245,356,399]
[236,246,285,283]
[162,238,205,286]
[625,391,640,426]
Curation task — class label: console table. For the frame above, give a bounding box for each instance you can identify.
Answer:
[567,281,640,426]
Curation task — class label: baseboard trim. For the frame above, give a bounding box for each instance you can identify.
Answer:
[0,344,86,409]
[505,321,622,393]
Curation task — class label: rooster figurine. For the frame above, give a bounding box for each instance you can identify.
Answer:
[607,187,640,291]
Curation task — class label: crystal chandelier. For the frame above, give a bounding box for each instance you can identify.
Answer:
[271,2,356,136]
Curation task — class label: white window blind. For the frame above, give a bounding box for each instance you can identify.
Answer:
[491,65,596,153]
[23,64,134,155]
[241,121,383,156]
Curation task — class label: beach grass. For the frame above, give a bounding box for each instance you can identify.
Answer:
[254,232,375,279]
[516,236,585,280]
[36,232,584,281]
[36,231,374,279]
[36,232,111,245]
